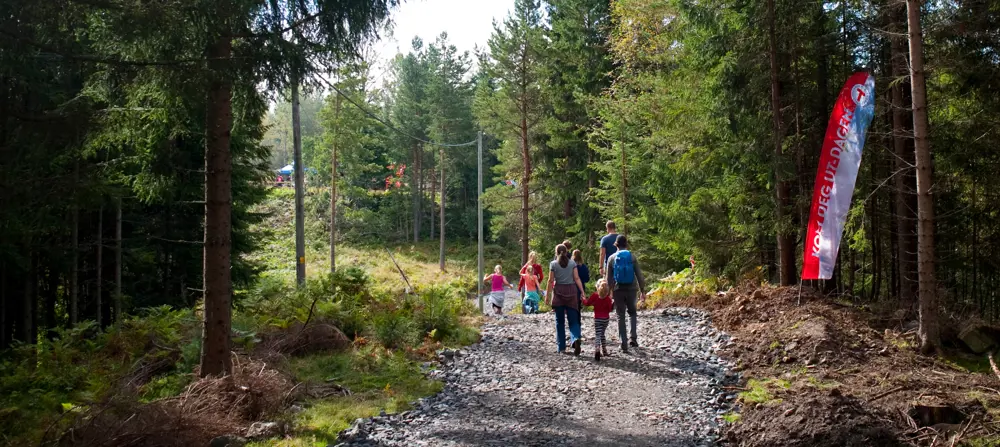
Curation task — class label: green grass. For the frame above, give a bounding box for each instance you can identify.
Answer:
[722,412,742,423]
[961,438,1000,447]
[740,378,790,405]
[942,353,993,374]
[247,346,445,446]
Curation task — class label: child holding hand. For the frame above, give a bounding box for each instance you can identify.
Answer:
[583,278,614,361]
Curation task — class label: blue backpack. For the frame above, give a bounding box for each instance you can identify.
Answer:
[613,250,635,285]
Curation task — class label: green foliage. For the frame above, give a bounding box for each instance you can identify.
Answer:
[0,308,197,444]
[722,412,742,424]
[646,268,721,308]
[281,346,445,443]
[739,378,790,405]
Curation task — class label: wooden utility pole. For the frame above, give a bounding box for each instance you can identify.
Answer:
[330,95,341,275]
[439,145,446,272]
[292,78,306,286]
[621,139,627,237]
[520,115,531,265]
[906,0,940,354]
[477,131,484,312]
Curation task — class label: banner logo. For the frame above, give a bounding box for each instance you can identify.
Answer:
[801,72,876,280]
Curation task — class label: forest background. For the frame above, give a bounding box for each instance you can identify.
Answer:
[1,0,999,444]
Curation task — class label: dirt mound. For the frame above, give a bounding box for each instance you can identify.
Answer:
[257,320,352,358]
[666,283,1000,446]
[58,359,296,447]
[730,391,903,447]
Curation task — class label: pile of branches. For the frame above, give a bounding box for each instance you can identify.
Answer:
[51,358,297,447]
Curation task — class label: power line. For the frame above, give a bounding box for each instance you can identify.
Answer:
[313,71,477,148]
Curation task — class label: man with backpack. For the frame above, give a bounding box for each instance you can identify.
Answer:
[604,235,647,353]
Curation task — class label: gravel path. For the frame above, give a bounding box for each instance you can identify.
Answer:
[337,290,738,446]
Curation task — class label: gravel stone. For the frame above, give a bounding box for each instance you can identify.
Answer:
[339,290,736,446]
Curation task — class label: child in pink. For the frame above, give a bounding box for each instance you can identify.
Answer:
[484,265,513,315]
[583,279,614,361]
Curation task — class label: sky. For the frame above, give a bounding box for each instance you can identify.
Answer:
[371,0,516,82]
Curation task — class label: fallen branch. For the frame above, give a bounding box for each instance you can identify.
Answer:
[989,351,1000,383]
[384,246,414,293]
[868,386,907,403]
[950,414,975,447]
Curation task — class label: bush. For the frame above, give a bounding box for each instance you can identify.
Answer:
[646,268,721,308]
[413,286,460,341]
[370,308,418,350]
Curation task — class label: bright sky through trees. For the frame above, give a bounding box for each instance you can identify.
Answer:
[373,0,515,79]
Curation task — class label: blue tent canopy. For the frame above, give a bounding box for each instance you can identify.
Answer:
[277,164,318,176]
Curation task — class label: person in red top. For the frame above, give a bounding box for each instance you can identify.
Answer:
[583,278,614,361]
[518,251,544,303]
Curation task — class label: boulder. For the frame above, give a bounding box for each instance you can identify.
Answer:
[959,321,1000,354]
[246,421,282,439]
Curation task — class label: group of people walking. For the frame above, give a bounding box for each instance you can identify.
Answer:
[484,221,648,361]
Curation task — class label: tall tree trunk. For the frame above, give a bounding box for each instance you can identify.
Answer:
[412,143,421,242]
[200,22,234,377]
[21,250,33,343]
[520,115,531,265]
[439,145,446,272]
[906,0,940,354]
[768,0,796,286]
[114,197,122,326]
[430,151,436,241]
[292,78,306,286]
[1,262,6,347]
[891,0,918,307]
[96,206,103,327]
[330,95,340,275]
[71,161,79,326]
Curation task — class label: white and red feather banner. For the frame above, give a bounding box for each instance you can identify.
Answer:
[801,72,876,280]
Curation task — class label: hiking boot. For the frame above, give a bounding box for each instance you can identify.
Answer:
[573,339,582,356]
[629,340,639,348]
[595,350,602,362]
[602,346,610,356]
[620,342,629,354]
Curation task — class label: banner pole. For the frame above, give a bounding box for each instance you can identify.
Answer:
[797,280,803,306]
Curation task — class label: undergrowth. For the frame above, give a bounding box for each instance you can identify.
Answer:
[0,249,482,446]
[645,268,721,308]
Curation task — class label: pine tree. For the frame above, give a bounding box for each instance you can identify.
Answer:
[475,0,546,264]
[906,0,940,354]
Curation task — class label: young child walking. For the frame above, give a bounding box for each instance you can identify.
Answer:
[484,265,513,316]
[520,263,542,314]
[583,278,614,361]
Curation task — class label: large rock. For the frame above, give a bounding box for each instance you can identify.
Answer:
[246,421,282,439]
[959,321,1000,354]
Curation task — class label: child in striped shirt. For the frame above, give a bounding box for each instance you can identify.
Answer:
[583,278,614,361]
